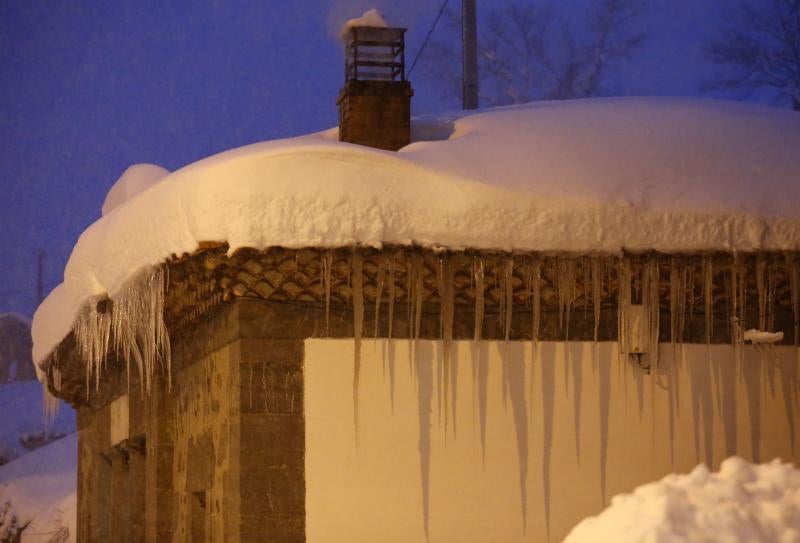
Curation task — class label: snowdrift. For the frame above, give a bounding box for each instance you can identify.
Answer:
[564,457,800,543]
[0,433,77,543]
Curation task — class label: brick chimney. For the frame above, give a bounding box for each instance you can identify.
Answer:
[337,26,413,151]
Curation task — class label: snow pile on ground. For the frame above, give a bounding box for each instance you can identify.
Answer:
[0,433,76,543]
[0,382,74,464]
[564,457,800,543]
[31,98,800,367]
[101,163,170,216]
[340,8,388,39]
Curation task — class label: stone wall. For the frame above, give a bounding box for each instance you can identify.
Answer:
[57,246,800,542]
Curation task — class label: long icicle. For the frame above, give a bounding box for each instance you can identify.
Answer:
[352,253,364,442]
[767,259,777,332]
[322,251,333,336]
[504,257,514,341]
[644,257,660,370]
[617,257,632,360]
[473,257,488,459]
[703,256,714,346]
[669,257,680,350]
[731,256,742,347]
[529,259,541,417]
[387,255,396,340]
[374,255,386,339]
[439,256,455,435]
[703,255,724,415]
[757,255,767,331]
[75,267,170,396]
[474,258,485,344]
[436,260,444,424]
[556,258,577,339]
[591,258,603,343]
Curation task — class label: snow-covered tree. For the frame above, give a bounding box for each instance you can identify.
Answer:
[0,498,28,543]
[707,0,800,111]
[424,0,647,106]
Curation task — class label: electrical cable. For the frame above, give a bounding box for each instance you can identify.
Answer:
[408,0,450,77]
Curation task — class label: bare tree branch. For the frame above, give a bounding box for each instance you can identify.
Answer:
[706,0,800,111]
[422,0,647,106]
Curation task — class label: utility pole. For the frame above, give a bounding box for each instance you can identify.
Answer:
[37,250,44,303]
[462,0,479,110]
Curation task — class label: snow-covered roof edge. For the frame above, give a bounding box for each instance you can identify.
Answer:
[31,97,800,370]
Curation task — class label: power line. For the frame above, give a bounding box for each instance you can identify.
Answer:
[408,0,450,77]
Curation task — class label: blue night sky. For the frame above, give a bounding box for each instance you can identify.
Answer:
[0,0,769,318]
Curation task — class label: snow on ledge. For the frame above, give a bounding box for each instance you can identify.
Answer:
[340,8,388,39]
[743,329,785,344]
[31,97,800,368]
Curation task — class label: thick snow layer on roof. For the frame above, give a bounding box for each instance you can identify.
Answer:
[563,457,800,543]
[101,163,169,216]
[31,97,800,365]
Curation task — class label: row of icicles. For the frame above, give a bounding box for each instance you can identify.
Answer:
[64,252,800,405]
[327,252,800,436]
[71,267,170,398]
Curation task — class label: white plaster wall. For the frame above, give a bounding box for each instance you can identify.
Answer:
[305,340,800,543]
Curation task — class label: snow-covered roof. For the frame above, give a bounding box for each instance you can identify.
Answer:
[31,97,800,366]
[101,163,169,217]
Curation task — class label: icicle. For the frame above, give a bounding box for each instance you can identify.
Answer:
[406,254,413,336]
[43,366,61,428]
[730,256,743,346]
[472,257,485,438]
[374,256,386,338]
[756,255,767,331]
[591,258,603,343]
[643,257,660,370]
[617,257,632,360]
[435,259,444,424]
[767,259,777,332]
[414,256,424,343]
[529,259,541,418]
[669,257,680,349]
[474,258,485,342]
[703,256,714,346]
[322,251,333,336]
[406,254,415,376]
[406,254,425,377]
[438,256,455,434]
[503,258,514,341]
[387,256,396,340]
[583,257,591,313]
[685,262,696,343]
[75,298,111,394]
[530,260,541,346]
[556,258,577,340]
[352,253,364,440]
[74,267,170,396]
